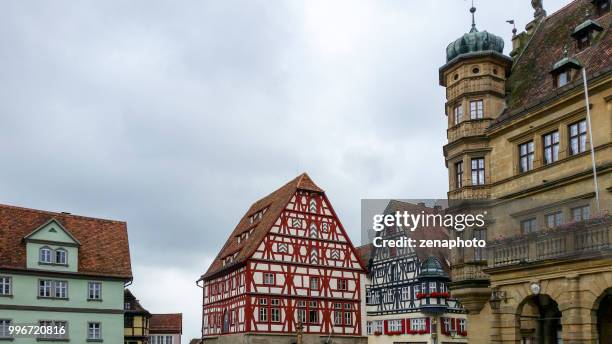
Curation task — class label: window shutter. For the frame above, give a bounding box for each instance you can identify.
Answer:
[383,320,389,334]
[425,317,431,333]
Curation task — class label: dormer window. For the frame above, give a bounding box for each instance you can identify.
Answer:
[571,18,604,51]
[55,249,67,265]
[39,247,52,263]
[248,207,268,224]
[551,50,582,88]
[556,70,571,87]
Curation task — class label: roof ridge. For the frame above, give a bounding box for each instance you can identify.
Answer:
[0,202,126,224]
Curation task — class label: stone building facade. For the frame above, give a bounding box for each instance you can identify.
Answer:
[440,0,611,343]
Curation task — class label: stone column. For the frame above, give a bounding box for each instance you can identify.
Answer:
[561,275,589,343]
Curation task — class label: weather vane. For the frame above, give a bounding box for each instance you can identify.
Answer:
[466,0,477,32]
[506,19,517,37]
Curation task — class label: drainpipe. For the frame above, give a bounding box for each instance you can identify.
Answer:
[582,68,601,213]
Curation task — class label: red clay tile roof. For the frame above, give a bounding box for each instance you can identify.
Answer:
[150,313,183,334]
[498,0,612,124]
[356,244,374,271]
[0,203,132,279]
[201,173,324,280]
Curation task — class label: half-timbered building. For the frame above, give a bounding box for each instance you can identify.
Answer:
[358,200,468,344]
[198,173,367,344]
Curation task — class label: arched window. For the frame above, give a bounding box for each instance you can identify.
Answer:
[39,247,52,263]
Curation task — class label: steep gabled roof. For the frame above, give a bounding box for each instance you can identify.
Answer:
[374,200,451,273]
[150,313,183,334]
[124,289,150,315]
[0,203,132,279]
[498,0,611,124]
[201,173,324,280]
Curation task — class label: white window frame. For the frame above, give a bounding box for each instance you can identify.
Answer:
[88,322,101,340]
[55,249,67,265]
[388,319,403,332]
[88,282,102,300]
[411,318,426,331]
[263,272,275,285]
[0,276,11,296]
[0,320,11,339]
[39,247,52,263]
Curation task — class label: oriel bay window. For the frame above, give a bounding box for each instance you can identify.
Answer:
[543,131,560,164]
[453,103,463,125]
[569,120,587,155]
[471,158,485,185]
[455,161,463,188]
[470,99,484,119]
[519,141,534,172]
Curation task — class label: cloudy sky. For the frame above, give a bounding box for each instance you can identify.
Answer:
[0,0,570,340]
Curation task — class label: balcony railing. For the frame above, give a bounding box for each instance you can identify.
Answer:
[487,217,611,268]
[451,262,490,282]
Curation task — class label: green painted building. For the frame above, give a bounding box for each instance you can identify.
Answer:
[0,204,132,343]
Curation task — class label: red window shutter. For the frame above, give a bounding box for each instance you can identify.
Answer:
[425,317,431,333]
[383,320,389,334]
[452,318,457,330]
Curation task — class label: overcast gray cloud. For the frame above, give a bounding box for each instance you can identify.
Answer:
[0,0,569,340]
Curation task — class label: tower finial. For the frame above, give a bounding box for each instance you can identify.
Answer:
[470,0,478,33]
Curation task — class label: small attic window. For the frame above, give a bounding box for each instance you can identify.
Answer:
[556,70,571,87]
[571,18,604,51]
[551,48,582,88]
[248,207,268,224]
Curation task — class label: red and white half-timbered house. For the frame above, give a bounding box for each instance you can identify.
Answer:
[198,173,367,343]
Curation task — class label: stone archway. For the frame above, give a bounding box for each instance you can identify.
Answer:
[593,288,612,344]
[517,294,562,344]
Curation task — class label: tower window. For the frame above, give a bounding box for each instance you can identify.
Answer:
[519,141,534,173]
[453,104,463,125]
[471,158,485,186]
[455,161,463,189]
[470,100,484,119]
[472,67,480,74]
[453,73,459,81]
